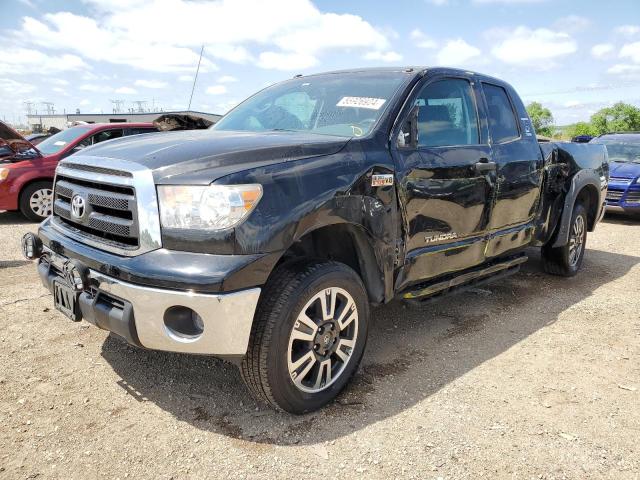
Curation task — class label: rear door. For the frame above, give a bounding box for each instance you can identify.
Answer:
[392,74,496,287]
[480,82,544,258]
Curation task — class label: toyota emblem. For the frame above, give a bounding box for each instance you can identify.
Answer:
[71,194,86,219]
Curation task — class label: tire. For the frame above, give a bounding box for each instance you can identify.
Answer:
[19,181,53,222]
[240,260,369,414]
[542,203,588,277]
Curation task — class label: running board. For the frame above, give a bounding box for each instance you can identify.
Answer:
[402,255,528,302]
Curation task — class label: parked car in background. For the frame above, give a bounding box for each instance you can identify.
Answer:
[25,133,52,145]
[591,133,640,214]
[572,134,593,143]
[0,122,157,220]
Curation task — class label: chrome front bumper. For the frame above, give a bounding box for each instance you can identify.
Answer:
[38,248,261,356]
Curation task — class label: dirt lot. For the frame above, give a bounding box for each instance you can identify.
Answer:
[0,211,639,479]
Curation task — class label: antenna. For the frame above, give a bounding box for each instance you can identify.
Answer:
[110,99,125,114]
[188,45,204,111]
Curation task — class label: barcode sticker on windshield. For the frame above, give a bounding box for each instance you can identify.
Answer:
[337,97,386,110]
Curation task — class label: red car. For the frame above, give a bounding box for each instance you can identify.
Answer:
[0,122,157,220]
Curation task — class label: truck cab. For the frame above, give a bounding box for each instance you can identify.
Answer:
[23,67,608,413]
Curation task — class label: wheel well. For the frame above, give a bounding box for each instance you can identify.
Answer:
[575,184,599,230]
[274,224,385,304]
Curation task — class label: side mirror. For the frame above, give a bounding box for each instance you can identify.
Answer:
[398,105,419,149]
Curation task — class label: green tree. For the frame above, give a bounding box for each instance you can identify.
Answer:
[526,102,554,137]
[565,122,598,139]
[590,102,640,135]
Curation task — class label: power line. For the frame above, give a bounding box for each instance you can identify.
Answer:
[188,45,204,111]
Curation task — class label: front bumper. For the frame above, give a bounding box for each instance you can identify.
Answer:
[36,246,261,357]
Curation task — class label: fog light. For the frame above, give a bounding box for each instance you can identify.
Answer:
[21,233,42,260]
[63,260,89,291]
[163,306,204,342]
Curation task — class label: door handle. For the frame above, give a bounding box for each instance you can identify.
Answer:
[474,158,496,173]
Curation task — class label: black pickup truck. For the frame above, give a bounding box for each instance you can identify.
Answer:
[23,67,608,413]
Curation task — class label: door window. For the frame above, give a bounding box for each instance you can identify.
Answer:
[414,78,479,147]
[92,129,124,144]
[483,83,519,144]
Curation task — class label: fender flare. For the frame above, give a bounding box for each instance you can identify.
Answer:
[551,169,601,248]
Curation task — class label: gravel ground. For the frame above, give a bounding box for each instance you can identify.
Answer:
[0,211,639,479]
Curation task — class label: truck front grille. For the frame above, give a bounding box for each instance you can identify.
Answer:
[609,176,633,185]
[625,190,640,204]
[53,174,139,248]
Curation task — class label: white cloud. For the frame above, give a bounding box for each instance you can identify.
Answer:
[205,44,253,64]
[50,78,70,86]
[79,83,112,93]
[615,25,640,37]
[0,78,35,95]
[217,75,238,83]
[13,1,392,73]
[426,0,449,5]
[363,51,402,62]
[257,51,318,70]
[620,41,640,63]
[0,47,86,75]
[473,0,548,3]
[436,39,481,66]
[410,29,437,49]
[134,79,168,88]
[206,85,227,95]
[554,15,591,33]
[79,99,91,106]
[115,86,137,94]
[490,27,577,67]
[591,43,614,59]
[178,75,192,82]
[607,64,640,77]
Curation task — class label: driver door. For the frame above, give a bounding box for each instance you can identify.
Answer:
[392,75,496,288]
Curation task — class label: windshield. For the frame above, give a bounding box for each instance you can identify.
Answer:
[591,136,640,163]
[36,126,92,155]
[212,72,408,138]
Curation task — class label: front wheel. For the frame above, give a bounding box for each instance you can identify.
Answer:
[241,260,369,413]
[19,181,53,222]
[542,203,588,277]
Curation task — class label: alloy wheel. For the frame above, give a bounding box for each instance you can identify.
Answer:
[568,214,585,267]
[287,287,359,393]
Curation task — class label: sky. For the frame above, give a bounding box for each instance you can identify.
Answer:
[0,0,639,126]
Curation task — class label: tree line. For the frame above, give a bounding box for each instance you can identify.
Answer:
[525,101,640,139]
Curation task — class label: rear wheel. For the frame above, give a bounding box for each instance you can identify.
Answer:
[240,260,369,413]
[542,203,588,277]
[19,181,53,222]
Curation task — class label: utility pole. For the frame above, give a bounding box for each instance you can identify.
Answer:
[110,99,125,114]
[23,101,35,116]
[131,100,148,113]
[41,102,55,115]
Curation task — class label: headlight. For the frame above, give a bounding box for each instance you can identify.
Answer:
[157,184,262,230]
[0,168,8,182]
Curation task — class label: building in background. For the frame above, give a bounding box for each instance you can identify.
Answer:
[26,110,222,133]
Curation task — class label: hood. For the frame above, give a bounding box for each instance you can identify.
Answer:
[70,129,350,184]
[0,121,41,162]
[609,160,640,179]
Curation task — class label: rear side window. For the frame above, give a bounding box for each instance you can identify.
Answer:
[414,78,479,148]
[128,127,156,135]
[92,129,124,144]
[483,83,519,143]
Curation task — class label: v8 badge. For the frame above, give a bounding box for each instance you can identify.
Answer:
[371,174,394,187]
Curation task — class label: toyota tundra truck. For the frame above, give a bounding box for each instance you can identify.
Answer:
[22,67,609,413]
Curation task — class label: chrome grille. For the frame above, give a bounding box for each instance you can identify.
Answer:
[53,175,138,248]
[606,189,624,202]
[626,190,640,203]
[609,176,633,185]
